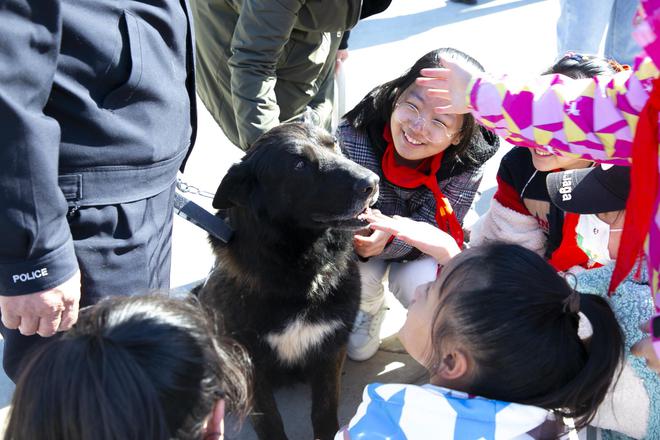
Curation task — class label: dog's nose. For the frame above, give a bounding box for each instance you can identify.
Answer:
[355,174,379,197]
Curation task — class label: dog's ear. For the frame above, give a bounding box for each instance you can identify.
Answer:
[212,161,254,209]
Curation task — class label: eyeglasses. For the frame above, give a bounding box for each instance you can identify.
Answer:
[393,102,452,144]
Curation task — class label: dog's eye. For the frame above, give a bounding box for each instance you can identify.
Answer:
[294,160,305,170]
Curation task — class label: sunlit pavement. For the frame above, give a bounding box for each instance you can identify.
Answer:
[0,1,560,436]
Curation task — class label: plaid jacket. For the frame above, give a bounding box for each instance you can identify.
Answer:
[337,120,493,261]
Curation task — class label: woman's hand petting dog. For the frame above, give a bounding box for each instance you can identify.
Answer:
[353,227,392,258]
[353,211,391,258]
[362,211,461,266]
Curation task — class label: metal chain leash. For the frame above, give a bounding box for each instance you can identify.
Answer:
[174,176,232,243]
[176,178,214,199]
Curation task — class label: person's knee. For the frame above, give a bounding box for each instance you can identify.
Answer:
[389,258,438,307]
[358,261,387,289]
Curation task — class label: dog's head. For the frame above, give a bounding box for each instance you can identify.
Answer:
[213,122,379,230]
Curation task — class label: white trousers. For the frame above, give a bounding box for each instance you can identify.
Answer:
[358,256,439,314]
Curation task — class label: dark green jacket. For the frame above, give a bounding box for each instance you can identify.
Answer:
[191,0,362,149]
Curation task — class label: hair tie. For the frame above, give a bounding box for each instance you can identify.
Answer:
[561,51,588,63]
[607,58,630,73]
[562,290,581,314]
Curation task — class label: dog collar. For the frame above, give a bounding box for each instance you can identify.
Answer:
[173,192,233,243]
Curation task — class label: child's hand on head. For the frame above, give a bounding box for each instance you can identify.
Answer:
[362,211,460,265]
[416,56,475,115]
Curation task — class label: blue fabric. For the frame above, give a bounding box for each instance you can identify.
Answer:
[575,263,660,440]
[445,396,502,440]
[342,383,554,439]
[349,387,407,439]
[557,0,640,65]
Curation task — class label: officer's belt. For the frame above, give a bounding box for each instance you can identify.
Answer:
[58,148,188,206]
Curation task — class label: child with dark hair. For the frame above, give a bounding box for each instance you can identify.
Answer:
[545,165,660,439]
[366,165,658,438]
[4,295,252,440]
[416,4,660,381]
[471,53,627,260]
[337,47,499,361]
[337,244,624,439]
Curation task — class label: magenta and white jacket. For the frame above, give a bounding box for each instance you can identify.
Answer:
[464,0,660,294]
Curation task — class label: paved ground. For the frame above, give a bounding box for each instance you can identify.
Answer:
[0,0,562,436]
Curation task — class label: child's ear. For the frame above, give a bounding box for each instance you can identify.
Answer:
[436,351,469,380]
[450,132,463,146]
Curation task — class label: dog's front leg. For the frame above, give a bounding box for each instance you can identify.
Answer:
[310,346,346,440]
[251,376,288,440]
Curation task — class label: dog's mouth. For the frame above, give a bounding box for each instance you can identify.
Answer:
[310,209,368,230]
[309,188,378,230]
[310,199,375,230]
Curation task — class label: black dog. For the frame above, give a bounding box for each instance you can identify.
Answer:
[198,123,379,440]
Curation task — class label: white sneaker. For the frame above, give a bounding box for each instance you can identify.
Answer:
[347,306,387,361]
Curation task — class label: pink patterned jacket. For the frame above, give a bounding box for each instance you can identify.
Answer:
[465,0,660,294]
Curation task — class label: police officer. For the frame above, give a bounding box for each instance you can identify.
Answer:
[0,0,196,381]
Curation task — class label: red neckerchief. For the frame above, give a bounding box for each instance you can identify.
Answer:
[381,124,464,248]
[610,78,660,294]
[549,213,603,272]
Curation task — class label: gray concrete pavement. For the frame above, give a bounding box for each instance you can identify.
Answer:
[0,0,560,435]
[224,336,428,440]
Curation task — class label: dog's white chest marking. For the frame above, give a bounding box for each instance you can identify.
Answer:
[266,317,343,365]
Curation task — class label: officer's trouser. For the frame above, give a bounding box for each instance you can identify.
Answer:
[0,184,175,381]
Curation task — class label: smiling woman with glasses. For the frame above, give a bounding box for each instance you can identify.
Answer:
[335,47,500,362]
[392,101,453,144]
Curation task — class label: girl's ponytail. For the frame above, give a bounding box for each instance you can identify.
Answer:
[431,244,624,431]
[537,293,624,429]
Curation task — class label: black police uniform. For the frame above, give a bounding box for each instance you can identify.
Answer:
[0,0,196,380]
